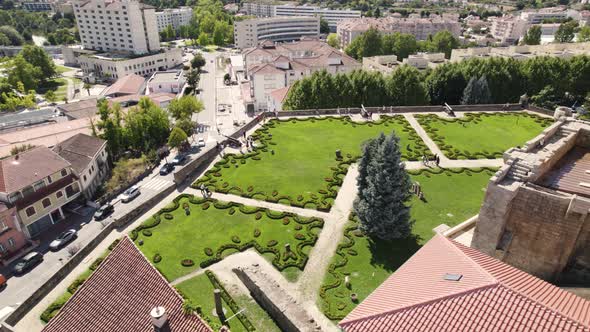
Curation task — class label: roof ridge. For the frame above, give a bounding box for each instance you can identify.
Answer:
[442,235,499,283]
[341,283,501,326]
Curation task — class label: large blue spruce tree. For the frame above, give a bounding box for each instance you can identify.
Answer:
[353,132,413,240]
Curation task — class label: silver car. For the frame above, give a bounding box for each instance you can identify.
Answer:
[197,138,206,147]
[49,229,77,251]
[121,185,140,203]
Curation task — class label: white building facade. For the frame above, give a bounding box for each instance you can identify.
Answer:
[72,0,160,55]
[146,70,186,94]
[490,16,530,44]
[234,16,320,49]
[155,7,193,32]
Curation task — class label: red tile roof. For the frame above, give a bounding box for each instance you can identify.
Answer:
[339,234,590,332]
[42,237,212,332]
[103,74,146,97]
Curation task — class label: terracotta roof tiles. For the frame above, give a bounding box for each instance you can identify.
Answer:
[339,234,590,332]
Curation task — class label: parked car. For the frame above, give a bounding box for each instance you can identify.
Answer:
[159,163,175,175]
[12,252,43,275]
[94,203,114,221]
[171,153,187,166]
[197,138,206,148]
[121,185,140,203]
[49,229,77,251]
[0,274,6,290]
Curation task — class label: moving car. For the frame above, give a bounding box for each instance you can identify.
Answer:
[12,252,43,275]
[121,185,140,203]
[197,138,206,148]
[171,153,187,166]
[94,203,114,221]
[49,229,77,251]
[159,163,175,175]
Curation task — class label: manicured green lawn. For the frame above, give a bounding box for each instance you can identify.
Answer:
[319,168,495,320]
[196,116,429,211]
[134,194,323,281]
[176,273,281,332]
[416,112,552,159]
[56,65,74,74]
[37,78,68,99]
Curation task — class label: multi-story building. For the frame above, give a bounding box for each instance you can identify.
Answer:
[240,2,361,32]
[489,15,529,44]
[450,41,590,62]
[146,70,185,94]
[0,204,29,266]
[72,0,160,55]
[363,52,446,74]
[0,146,82,238]
[242,38,360,111]
[22,0,53,11]
[520,7,568,24]
[234,16,320,49]
[337,16,461,47]
[155,7,193,32]
[53,134,108,200]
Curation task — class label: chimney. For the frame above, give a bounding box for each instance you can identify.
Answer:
[150,306,171,332]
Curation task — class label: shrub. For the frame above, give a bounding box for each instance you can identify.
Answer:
[247,186,254,192]
[294,233,305,240]
[108,239,121,250]
[297,195,304,201]
[204,248,214,256]
[181,259,194,267]
[67,277,86,294]
[89,257,104,271]
[142,229,152,237]
[202,202,210,210]
[163,213,173,220]
[240,159,246,164]
[294,224,303,231]
[153,253,162,263]
[325,177,333,182]
[282,217,290,225]
[231,235,241,243]
[255,212,262,220]
[272,190,278,197]
[267,240,278,247]
[253,228,261,238]
[229,208,236,215]
[347,249,358,256]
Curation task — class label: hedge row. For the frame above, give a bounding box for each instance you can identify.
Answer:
[205,270,256,331]
[193,115,430,211]
[416,112,553,160]
[406,166,498,177]
[133,194,324,273]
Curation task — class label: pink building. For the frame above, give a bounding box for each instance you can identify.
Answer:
[0,204,30,266]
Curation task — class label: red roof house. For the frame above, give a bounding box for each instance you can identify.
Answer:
[339,234,590,332]
[42,237,212,332]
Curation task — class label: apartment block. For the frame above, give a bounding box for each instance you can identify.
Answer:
[520,7,568,24]
[363,52,446,74]
[155,7,193,32]
[337,16,460,47]
[72,0,160,55]
[234,16,320,49]
[490,15,529,44]
[242,38,360,111]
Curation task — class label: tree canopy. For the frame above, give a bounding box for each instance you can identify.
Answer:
[522,25,541,45]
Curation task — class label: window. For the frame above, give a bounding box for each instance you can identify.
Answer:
[61,169,68,177]
[42,198,51,208]
[0,221,7,230]
[0,243,5,253]
[56,191,63,199]
[83,175,87,182]
[33,180,45,191]
[8,238,15,247]
[47,175,53,184]
[25,206,36,217]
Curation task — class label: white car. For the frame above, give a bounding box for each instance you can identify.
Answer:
[49,229,77,251]
[121,185,140,203]
[197,138,206,147]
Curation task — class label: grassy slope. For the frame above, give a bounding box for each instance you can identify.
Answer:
[217,117,426,201]
[320,169,495,319]
[136,196,320,281]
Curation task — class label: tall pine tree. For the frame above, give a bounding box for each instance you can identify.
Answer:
[461,76,492,105]
[354,132,413,240]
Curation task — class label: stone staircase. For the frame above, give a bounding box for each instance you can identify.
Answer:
[506,159,533,182]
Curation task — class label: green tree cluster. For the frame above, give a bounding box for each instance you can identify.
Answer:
[167,95,203,149]
[0,10,78,46]
[522,25,541,45]
[284,55,590,110]
[345,28,459,60]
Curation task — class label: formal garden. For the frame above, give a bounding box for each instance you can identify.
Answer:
[176,270,280,332]
[416,112,553,159]
[318,167,497,320]
[194,116,430,211]
[132,194,324,281]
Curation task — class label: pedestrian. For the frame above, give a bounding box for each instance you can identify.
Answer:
[436,155,440,166]
[200,184,205,196]
[206,187,211,198]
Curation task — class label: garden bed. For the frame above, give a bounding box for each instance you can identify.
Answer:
[416,112,552,159]
[318,167,496,320]
[194,116,430,211]
[133,194,324,281]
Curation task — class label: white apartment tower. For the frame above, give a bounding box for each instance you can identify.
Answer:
[72,0,160,55]
[155,7,193,32]
[234,16,320,49]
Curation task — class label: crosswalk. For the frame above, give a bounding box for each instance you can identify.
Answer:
[141,178,173,191]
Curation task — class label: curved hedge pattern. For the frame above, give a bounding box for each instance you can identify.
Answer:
[415,112,553,160]
[193,116,429,211]
[132,194,324,274]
